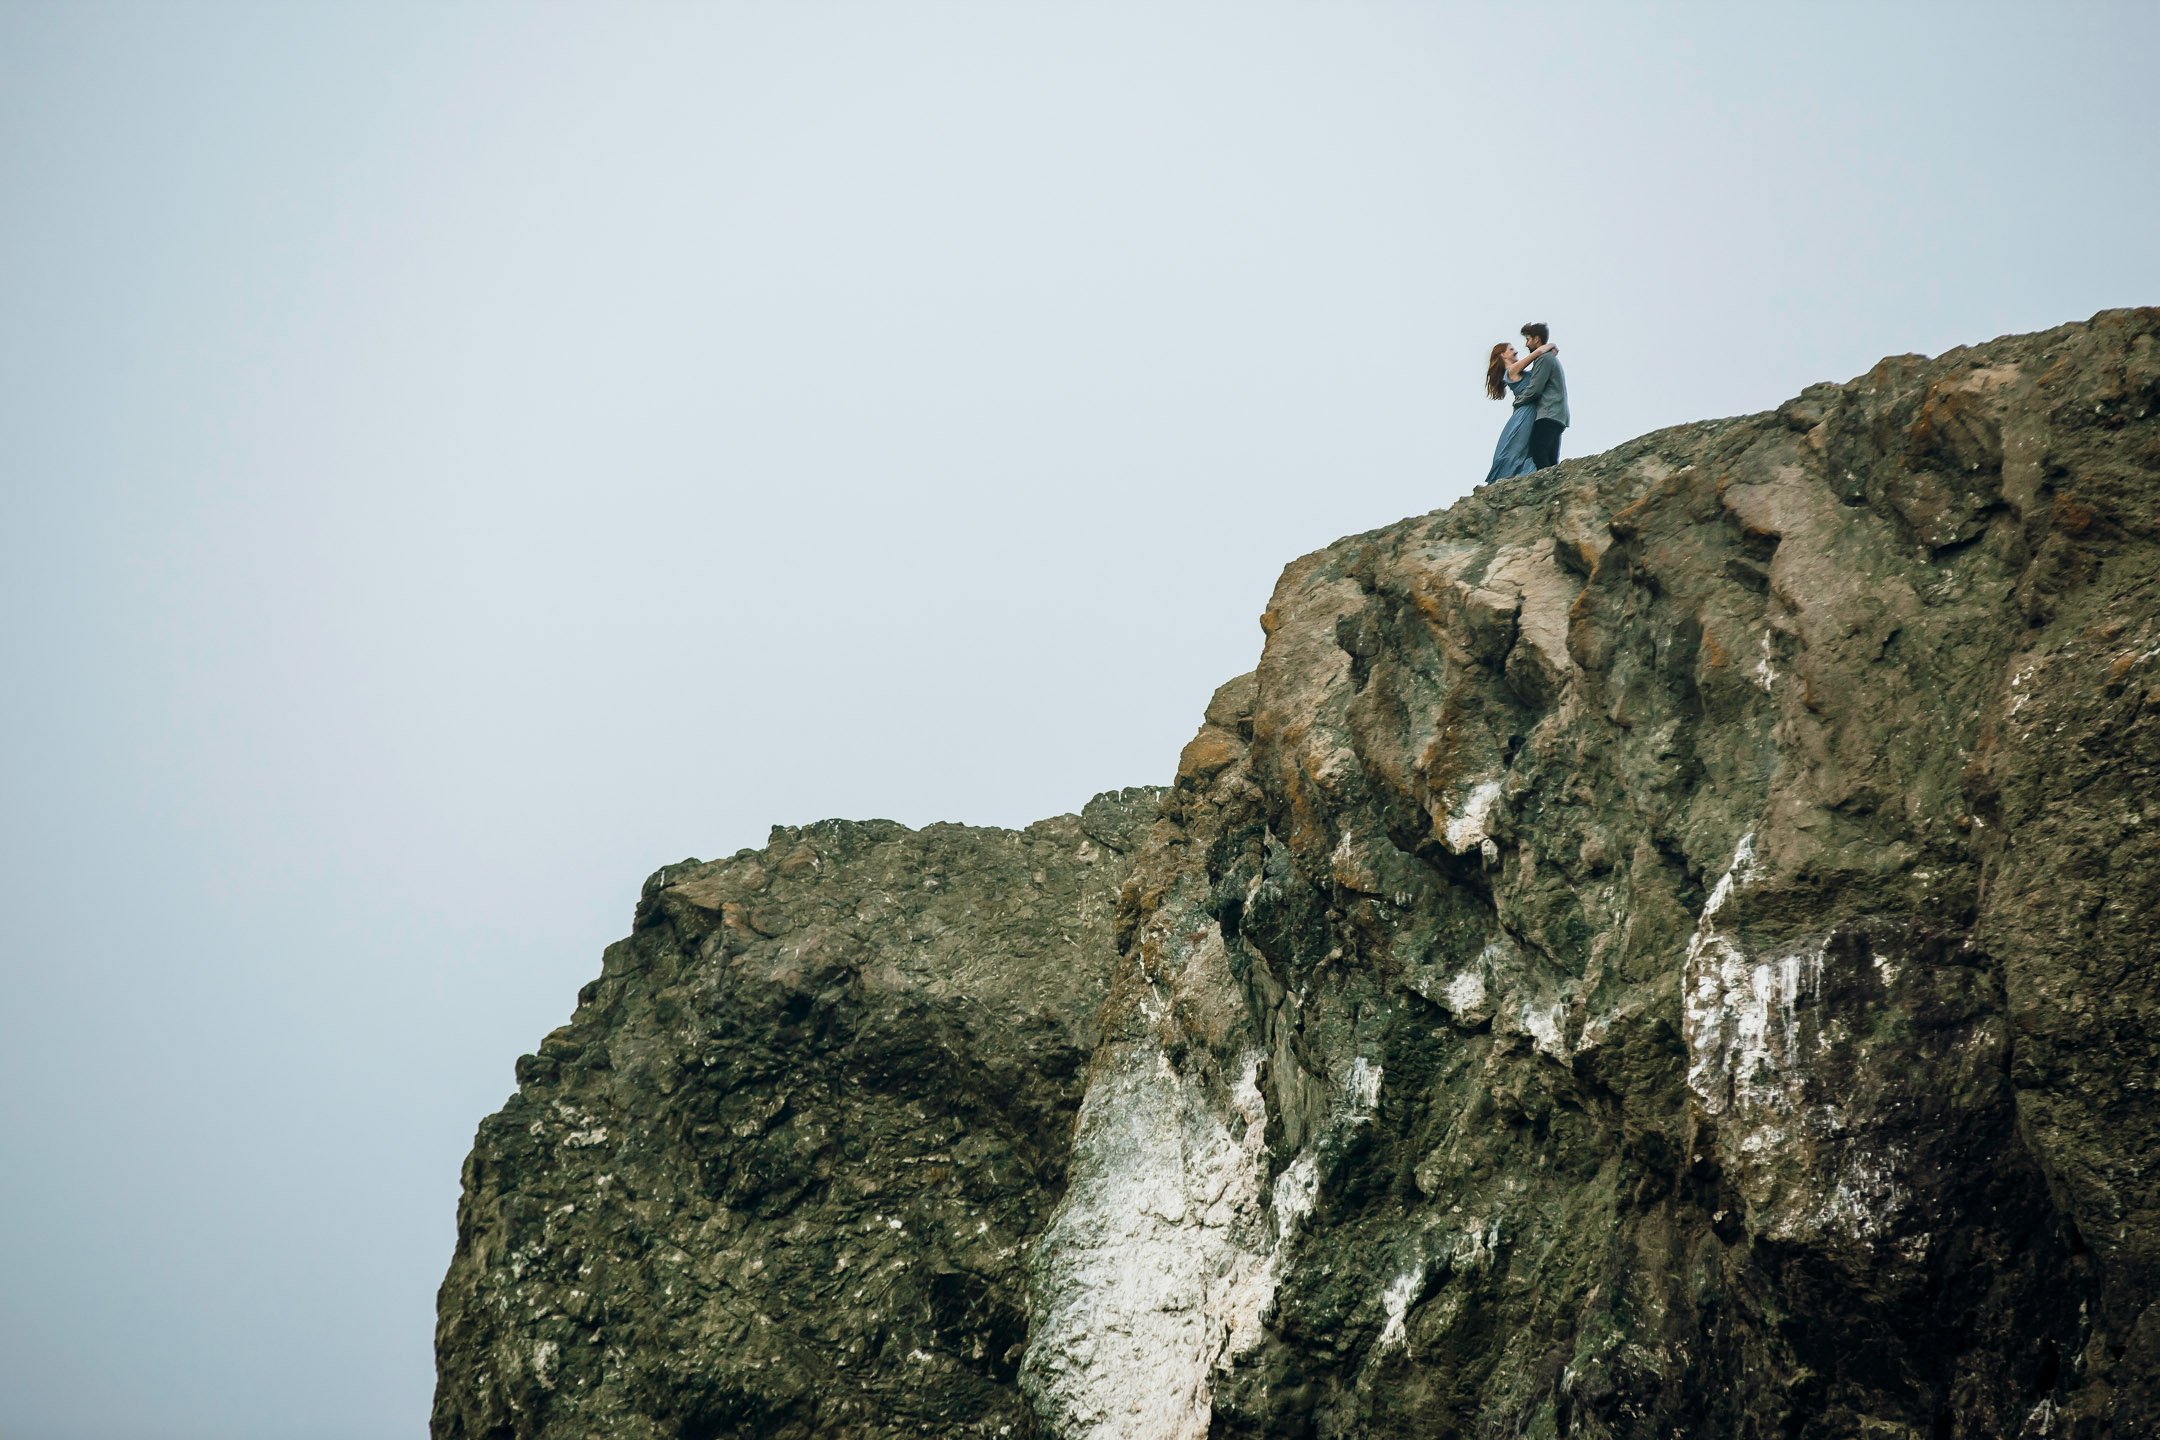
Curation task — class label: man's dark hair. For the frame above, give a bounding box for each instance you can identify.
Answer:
[1521,322,1549,344]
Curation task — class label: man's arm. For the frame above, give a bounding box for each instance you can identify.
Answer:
[1515,355,1551,405]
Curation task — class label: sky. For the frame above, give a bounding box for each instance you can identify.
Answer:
[0,3,2153,1436]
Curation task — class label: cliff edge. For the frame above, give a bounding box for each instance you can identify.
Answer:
[436,309,2160,1439]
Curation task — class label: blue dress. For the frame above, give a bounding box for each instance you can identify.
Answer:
[1485,377,1537,482]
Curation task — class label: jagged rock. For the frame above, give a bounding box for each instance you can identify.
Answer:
[437,310,2160,1438]
[430,797,1159,1440]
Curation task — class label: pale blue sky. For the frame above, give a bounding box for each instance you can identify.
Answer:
[2,4,2154,1436]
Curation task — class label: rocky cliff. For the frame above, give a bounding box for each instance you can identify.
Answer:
[435,309,2160,1439]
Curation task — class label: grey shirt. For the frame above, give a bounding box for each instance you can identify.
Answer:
[1513,353,1569,428]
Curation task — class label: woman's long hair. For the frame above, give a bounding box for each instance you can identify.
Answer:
[1485,342,1511,400]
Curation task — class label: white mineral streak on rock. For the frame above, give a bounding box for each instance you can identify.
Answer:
[1520,1001,1570,1059]
[1443,968,1489,1023]
[1695,943,1824,1123]
[1449,1217,1500,1272]
[1683,831,1828,1125]
[1573,1001,1639,1057]
[1753,630,1779,692]
[1375,1264,1426,1352]
[1028,1030,1387,1433]
[1682,832,1908,1242]
[1024,1046,1290,1440]
[1343,1056,1383,1114]
[1410,934,1512,1026]
[1212,1058,1287,1360]
[2008,661,2038,716]
[1682,832,1763,1115]
[1270,1151,1319,1238]
[1811,1147,1907,1242]
[1443,779,1505,855]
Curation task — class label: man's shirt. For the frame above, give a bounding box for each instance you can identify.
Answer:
[1513,353,1570,428]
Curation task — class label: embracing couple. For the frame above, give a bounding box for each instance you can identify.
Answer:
[1484,321,1569,481]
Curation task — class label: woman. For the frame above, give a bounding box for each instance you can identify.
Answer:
[1483,338,1556,482]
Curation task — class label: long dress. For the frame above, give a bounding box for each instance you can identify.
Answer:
[1485,376,1537,482]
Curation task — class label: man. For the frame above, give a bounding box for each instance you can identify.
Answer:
[1514,321,1569,470]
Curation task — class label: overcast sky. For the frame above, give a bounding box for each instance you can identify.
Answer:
[1,4,2154,1437]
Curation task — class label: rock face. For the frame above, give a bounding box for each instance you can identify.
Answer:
[436,310,2160,1438]
[431,794,1161,1439]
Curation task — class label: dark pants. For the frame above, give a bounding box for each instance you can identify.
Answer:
[1529,418,1565,470]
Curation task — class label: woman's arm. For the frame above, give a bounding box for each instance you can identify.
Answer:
[1505,344,1555,383]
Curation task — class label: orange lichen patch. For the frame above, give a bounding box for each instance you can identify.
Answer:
[1178,728,1245,783]
[1402,571,1455,629]
[1801,668,1823,713]
[1608,490,1659,539]
[2053,499,2100,534]
[1557,537,1601,573]
[1907,382,2003,470]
